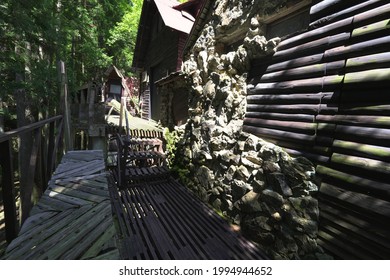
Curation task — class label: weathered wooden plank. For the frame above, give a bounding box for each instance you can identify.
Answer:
[320,207,390,253]
[124,194,161,259]
[339,104,390,116]
[331,152,390,177]
[141,184,210,259]
[161,181,263,259]
[47,185,107,204]
[310,0,386,28]
[61,215,114,259]
[247,93,333,104]
[247,104,321,114]
[278,17,353,50]
[272,33,350,63]
[47,190,90,207]
[352,19,390,40]
[310,0,350,22]
[244,118,316,135]
[334,125,390,147]
[251,75,344,94]
[52,160,105,179]
[17,212,58,236]
[4,206,91,259]
[266,53,324,73]
[343,68,390,88]
[345,52,390,72]
[244,112,315,122]
[41,203,112,260]
[317,165,390,199]
[259,61,345,82]
[332,140,390,162]
[318,222,380,259]
[316,114,390,128]
[352,2,390,27]
[243,125,316,144]
[318,182,390,218]
[89,248,121,260]
[324,35,390,60]
[319,200,390,239]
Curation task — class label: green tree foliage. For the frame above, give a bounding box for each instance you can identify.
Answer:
[107,0,143,76]
[0,0,139,126]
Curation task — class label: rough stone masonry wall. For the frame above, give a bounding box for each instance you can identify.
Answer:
[174,0,329,260]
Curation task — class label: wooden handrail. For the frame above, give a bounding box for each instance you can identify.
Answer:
[0,115,64,244]
[0,115,62,143]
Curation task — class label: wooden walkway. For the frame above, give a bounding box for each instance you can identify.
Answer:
[2,150,120,260]
[2,146,267,260]
[109,171,267,260]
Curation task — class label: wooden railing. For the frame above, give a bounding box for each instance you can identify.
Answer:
[0,115,63,243]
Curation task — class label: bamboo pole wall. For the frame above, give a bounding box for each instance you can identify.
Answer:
[244,0,390,259]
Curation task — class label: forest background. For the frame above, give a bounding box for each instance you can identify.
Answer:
[0,0,146,131]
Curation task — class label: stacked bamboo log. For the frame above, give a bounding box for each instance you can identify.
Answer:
[244,0,390,259]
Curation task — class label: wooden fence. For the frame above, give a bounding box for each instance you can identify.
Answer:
[245,0,390,259]
[0,115,63,243]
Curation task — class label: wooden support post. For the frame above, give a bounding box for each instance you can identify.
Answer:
[0,140,19,242]
[46,120,55,186]
[119,97,124,129]
[20,127,42,224]
[58,60,73,152]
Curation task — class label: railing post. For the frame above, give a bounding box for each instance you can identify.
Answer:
[20,127,42,224]
[0,140,19,242]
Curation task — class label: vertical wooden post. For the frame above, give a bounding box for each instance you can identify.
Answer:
[0,140,19,242]
[20,127,42,224]
[119,96,124,129]
[46,120,55,181]
[58,60,73,151]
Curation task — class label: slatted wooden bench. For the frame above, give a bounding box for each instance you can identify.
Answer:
[111,133,167,189]
[2,150,120,260]
[109,174,268,260]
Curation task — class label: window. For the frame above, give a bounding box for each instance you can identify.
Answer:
[266,8,310,39]
[109,84,122,95]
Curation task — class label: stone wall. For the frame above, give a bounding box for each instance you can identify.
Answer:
[173,0,329,259]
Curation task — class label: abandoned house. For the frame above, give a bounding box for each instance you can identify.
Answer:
[132,0,204,125]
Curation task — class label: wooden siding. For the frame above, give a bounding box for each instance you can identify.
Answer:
[245,0,390,259]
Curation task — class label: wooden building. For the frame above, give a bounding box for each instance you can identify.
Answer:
[132,0,203,122]
[244,0,390,259]
[103,65,132,103]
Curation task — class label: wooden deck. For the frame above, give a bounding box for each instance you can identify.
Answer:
[2,145,267,260]
[109,171,267,260]
[2,150,120,260]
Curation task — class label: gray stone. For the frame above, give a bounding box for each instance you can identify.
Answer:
[259,143,280,162]
[236,165,251,180]
[252,178,265,193]
[209,137,225,151]
[212,198,222,211]
[234,191,262,213]
[232,179,252,200]
[225,165,237,181]
[223,119,243,138]
[244,135,259,151]
[267,172,293,197]
[263,161,281,173]
[204,80,216,99]
[196,166,214,189]
[262,189,285,207]
[241,156,261,170]
[243,151,263,165]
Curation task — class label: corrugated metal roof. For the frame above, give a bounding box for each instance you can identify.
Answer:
[154,0,194,34]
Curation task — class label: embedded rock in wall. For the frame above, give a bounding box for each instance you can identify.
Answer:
[175,0,328,259]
